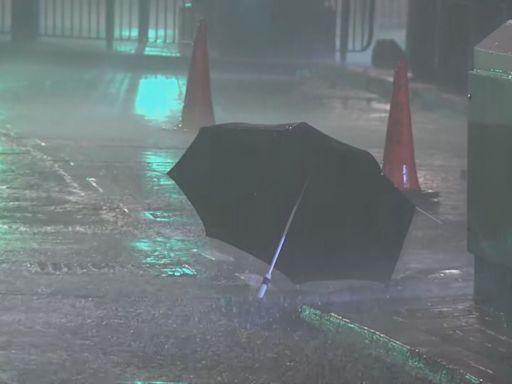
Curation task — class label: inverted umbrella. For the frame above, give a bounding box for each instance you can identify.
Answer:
[168,123,415,297]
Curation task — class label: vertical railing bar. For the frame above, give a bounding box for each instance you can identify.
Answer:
[96,0,100,38]
[113,0,118,39]
[361,0,368,50]
[1,0,5,33]
[88,0,92,37]
[163,0,168,43]
[173,0,178,43]
[38,0,45,35]
[106,0,114,47]
[61,0,65,36]
[79,0,83,37]
[48,0,51,35]
[68,0,71,37]
[155,0,160,42]
[124,0,127,39]
[41,0,44,35]
[138,0,150,43]
[53,0,56,35]
[119,0,123,39]
[70,0,74,37]
[339,0,350,62]
[351,0,357,50]
[123,0,127,40]
[128,0,133,39]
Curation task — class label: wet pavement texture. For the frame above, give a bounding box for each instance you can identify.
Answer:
[0,53,478,383]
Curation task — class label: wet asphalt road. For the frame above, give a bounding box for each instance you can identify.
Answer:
[0,55,469,383]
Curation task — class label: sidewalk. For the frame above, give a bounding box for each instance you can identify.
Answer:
[302,293,512,384]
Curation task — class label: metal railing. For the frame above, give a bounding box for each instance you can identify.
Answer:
[39,0,107,39]
[335,0,376,62]
[38,0,194,45]
[0,0,11,34]
[347,0,375,52]
[114,0,193,43]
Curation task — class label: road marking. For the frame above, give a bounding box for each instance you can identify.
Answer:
[466,360,494,375]
[86,177,104,193]
[416,206,443,224]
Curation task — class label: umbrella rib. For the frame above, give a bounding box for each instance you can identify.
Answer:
[258,176,311,298]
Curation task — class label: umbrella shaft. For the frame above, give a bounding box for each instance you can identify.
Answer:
[268,179,310,275]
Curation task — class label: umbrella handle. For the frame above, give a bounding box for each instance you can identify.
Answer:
[257,275,271,299]
[257,177,311,299]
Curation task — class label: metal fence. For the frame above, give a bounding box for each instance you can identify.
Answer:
[38,0,193,44]
[334,0,375,62]
[39,0,107,39]
[0,0,11,34]
[114,0,194,43]
[347,0,375,52]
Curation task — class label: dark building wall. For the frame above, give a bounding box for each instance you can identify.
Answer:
[407,0,512,89]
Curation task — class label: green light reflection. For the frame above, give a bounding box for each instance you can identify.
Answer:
[133,238,201,265]
[134,149,205,277]
[160,265,196,277]
[117,28,179,44]
[114,41,181,57]
[132,237,201,277]
[142,150,177,191]
[134,75,186,126]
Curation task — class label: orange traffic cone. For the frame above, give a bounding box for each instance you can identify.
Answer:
[383,61,421,192]
[180,19,215,130]
[382,62,438,202]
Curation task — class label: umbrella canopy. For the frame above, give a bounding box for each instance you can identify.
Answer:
[168,122,415,284]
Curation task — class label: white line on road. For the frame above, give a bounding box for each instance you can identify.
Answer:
[416,207,443,224]
[86,177,104,193]
[23,146,85,197]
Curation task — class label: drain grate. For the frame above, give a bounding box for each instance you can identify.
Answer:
[29,261,129,274]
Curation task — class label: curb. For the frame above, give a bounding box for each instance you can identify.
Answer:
[309,64,467,115]
[299,305,484,384]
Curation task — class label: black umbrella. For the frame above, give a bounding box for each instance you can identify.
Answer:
[168,122,415,297]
